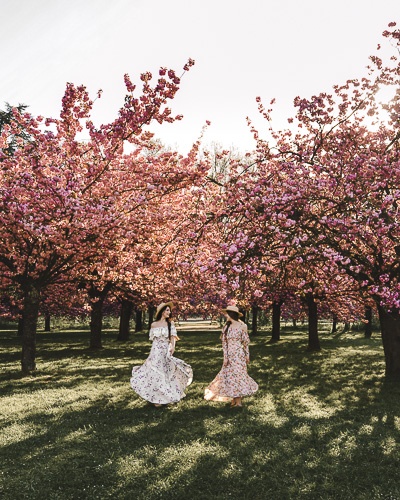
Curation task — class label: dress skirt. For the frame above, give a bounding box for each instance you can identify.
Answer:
[130,337,193,405]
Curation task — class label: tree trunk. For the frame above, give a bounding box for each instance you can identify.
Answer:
[148,305,155,331]
[44,313,51,332]
[306,292,320,351]
[134,309,143,333]
[117,300,133,341]
[21,284,41,374]
[331,314,338,334]
[270,300,282,342]
[377,305,400,380]
[292,318,297,328]
[251,305,259,336]
[343,322,350,332]
[88,283,112,349]
[17,316,24,337]
[364,306,372,339]
[90,298,104,349]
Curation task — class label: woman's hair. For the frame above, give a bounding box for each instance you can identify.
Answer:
[227,311,240,322]
[222,310,240,338]
[155,305,172,339]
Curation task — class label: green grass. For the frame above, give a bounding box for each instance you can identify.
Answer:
[1,326,400,500]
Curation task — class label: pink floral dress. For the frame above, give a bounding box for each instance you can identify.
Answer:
[130,324,193,405]
[204,323,258,401]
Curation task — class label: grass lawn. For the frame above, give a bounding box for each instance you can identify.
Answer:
[1,324,400,500]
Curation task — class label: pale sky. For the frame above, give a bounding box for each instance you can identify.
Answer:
[1,0,399,153]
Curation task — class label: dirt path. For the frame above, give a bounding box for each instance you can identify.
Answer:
[175,319,221,332]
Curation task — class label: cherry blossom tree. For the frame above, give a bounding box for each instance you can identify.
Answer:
[0,60,210,374]
[250,23,400,378]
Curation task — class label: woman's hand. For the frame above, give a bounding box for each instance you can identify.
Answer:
[223,359,229,367]
[245,356,250,364]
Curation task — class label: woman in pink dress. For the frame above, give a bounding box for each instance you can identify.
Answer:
[204,305,258,407]
[130,302,193,407]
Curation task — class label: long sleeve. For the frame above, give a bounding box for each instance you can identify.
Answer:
[221,327,228,364]
[241,328,250,358]
[223,338,228,363]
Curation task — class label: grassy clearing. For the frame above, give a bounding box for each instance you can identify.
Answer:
[1,325,400,500]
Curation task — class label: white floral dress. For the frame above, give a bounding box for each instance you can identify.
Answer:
[130,323,193,404]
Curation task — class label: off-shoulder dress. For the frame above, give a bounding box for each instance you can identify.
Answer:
[130,323,193,405]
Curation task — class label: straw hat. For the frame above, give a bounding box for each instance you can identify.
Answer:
[155,301,174,317]
[221,305,243,317]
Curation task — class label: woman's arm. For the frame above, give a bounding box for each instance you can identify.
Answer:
[169,335,176,355]
[169,322,179,355]
[222,327,229,366]
[241,326,250,363]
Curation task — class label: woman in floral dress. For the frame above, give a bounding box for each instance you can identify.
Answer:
[205,305,258,407]
[130,302,193,407]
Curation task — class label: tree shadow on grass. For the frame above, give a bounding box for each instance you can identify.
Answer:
[0,331,222,399]
[1,382,400,500]
[1,329,400,499]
